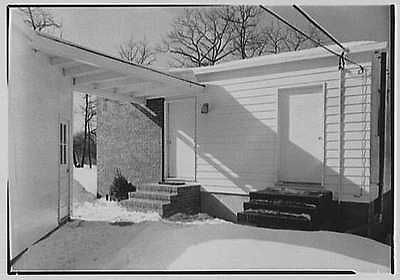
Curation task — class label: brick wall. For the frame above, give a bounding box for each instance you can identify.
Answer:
[97,97,164,195]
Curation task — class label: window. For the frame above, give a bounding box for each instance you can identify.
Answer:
[60,123,67,165]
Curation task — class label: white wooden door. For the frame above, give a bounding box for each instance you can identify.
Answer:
[168,98,196,180]
[58,120,70,223]
[278,86,324,183]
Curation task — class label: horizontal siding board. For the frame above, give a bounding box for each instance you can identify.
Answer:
[327,158,370,167]
[198,130,277,139]
[198,177,275,186]
[327,140,370,150]
[212,110,276,119]
[214,102,277,113]
[197,137,276,144]
[326,167,370,177]
[200,115,276,125]
[197,167,275,174]
[220,71,338,92]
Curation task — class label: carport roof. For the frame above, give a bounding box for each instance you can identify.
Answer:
[28,30,205,103]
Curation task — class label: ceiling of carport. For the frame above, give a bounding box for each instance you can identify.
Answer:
[29,31,205,104]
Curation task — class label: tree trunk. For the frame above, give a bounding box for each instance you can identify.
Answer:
[80,94,89,167]
[73,151,78,167]
[88,120,92,168]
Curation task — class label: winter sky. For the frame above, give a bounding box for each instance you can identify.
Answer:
[52,5,390,133]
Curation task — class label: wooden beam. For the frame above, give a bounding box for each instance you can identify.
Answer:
[74,87,146,104]
[82,77,145,90]
[113,82,161,94]
[32,32,205,92]
[63,64,101,77]
[122,85,199,98]
[49,56,80,67]
[74,71,126,86]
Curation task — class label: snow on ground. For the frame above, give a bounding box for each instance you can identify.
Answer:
[73,198,161,223]
[165,212,230,225]
[73,165,161,224]
[73,165,97,195]
[72,164,223,225]
[33,164,387,272]
[73,179,96,204]
[13,219,390,272]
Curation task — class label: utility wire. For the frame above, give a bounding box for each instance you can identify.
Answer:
[293,5,348,53]
[259,5,364,72]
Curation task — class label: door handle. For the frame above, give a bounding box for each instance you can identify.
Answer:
[318,136,323,140]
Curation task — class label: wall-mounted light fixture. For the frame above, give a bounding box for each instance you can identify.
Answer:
[201,103,209,114]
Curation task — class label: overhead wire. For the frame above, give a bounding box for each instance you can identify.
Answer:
[259,5,364,72]
[292,5,349,53]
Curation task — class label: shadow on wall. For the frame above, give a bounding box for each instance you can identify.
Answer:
[172,83,369,224]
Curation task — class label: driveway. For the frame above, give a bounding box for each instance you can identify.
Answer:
[13,219,390,272]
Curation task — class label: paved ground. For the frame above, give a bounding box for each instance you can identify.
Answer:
[13,219,390,272]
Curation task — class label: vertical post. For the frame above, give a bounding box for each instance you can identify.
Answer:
[194,96,198,182]
[378,52,387,223]
[337,69,345,230]
[338,69,345,205]
[164,102,169,180]
[368,51,380,237]
[322,82,327,187]
[160,98,166,183]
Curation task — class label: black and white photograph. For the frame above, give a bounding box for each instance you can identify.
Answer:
[4,1,397,276]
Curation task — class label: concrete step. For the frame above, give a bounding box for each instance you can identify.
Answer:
[129,191,178,201]
[137,183,181,194]
[137,182,201,194]
[244,199,318,214]
[239,184,333,230]
[249,187,332,205]
[120,198,168,214]
[122,183,201,218]
[276,181,323,190]
[237,209,314,231]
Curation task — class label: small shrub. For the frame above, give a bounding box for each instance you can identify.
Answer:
[109,168,136,201]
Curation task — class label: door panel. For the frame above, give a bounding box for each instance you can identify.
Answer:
[279,86,324,183]
[59,120,70,223]
[168,98,196,180]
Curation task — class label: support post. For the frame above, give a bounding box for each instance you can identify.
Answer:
[337,69,345,230]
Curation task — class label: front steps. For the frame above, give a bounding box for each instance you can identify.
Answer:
[120,182,200,218]
[237,184,332,231]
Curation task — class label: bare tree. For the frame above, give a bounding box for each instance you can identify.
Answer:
[19,7,62,36]
[159,8,236,67]
[255,20,327,55]
[219,6,264,59]
[79,93,96,168]
[118,37,156,65]
[160,7,327,66]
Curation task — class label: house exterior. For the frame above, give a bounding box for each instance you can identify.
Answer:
[97,40,391,227]
[8,8,392,263]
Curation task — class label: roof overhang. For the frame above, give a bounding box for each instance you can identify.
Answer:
[27,30,205,103]
[189,41,387,76]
